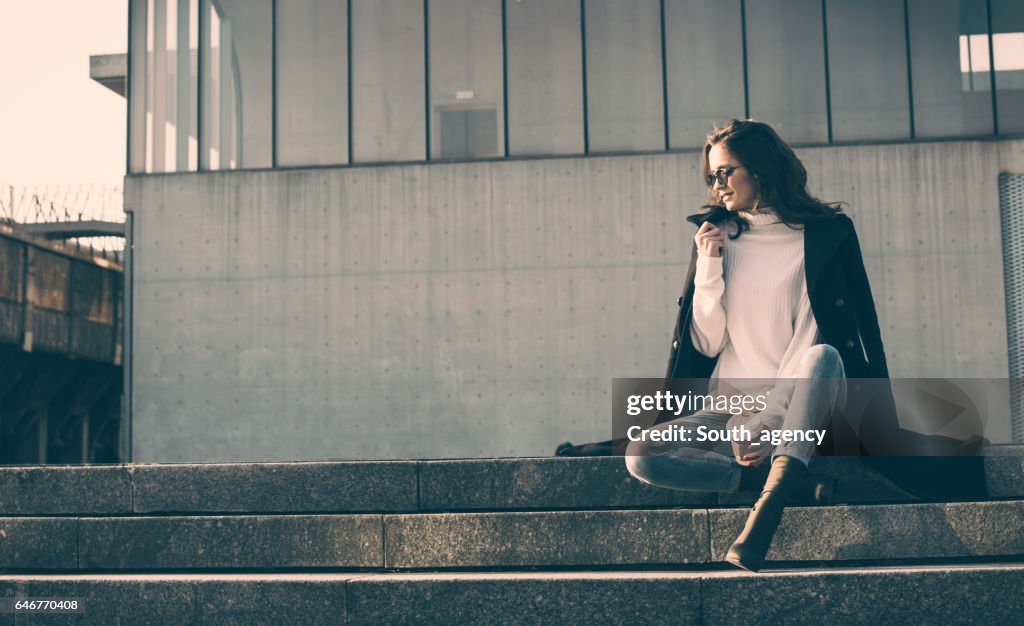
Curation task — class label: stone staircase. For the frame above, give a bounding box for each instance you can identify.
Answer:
[0,448,1022,624]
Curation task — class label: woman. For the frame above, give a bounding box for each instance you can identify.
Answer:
[625,118,886,572]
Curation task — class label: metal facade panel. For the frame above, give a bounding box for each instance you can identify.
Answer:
[71,318,115,362]
[0,236,24,302]
[71,262,114,323]
[29,308,69,353]
[0,300,20,345]
[26,249,69,312]
[1000,173,1024,443]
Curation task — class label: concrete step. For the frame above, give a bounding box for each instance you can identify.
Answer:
[4,500,1023,571]
[1,565,1022,624]
[0,448,1021,515]
[347,565,1024,625]
[386,500,1024,569]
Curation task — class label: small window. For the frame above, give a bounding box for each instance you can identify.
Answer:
[437,106,499,160]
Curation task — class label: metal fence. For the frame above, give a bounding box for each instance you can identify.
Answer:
[0,183,125,256]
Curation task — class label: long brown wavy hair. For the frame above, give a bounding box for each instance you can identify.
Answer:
[688,119,844,238]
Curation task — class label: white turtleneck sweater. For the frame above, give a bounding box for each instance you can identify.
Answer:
[689,209,820,412]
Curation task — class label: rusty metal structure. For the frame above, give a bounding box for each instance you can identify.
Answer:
[0,225,123,464]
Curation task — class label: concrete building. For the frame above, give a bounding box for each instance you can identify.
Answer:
[121,0,1024,462]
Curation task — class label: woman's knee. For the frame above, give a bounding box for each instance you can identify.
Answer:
[797,343,844,377]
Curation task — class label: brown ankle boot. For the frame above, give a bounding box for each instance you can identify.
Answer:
[726,455,807,572]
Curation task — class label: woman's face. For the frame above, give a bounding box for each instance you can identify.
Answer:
[707,143,759,212]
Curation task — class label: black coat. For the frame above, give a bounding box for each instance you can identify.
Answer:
[666,212,884,383]
[659,212,987,500]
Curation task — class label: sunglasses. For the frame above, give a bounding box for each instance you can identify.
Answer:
[706,165,745,187]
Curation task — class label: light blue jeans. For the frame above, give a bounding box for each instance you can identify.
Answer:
[625,344,847,493]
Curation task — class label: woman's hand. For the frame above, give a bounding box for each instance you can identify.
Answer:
[728,408,784,467]
[695,221,724,257]
[739,437,773,467]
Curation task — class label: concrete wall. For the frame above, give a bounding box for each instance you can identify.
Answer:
[125,139,1018,462]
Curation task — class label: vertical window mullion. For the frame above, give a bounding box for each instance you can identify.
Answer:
[822,0,833,143]
[196,0,204,170]
[127,0,135,173]
[347,0,353,163]
[740,0,749,119]
[580,0,589,154]
[903,0,915,140]
[271,0,278,167]
[659,0,669,150]
[500,0,509,157]
[986,0,998,136]
[424,0,431,161]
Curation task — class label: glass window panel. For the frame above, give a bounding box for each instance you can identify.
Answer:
[151,0,167,172]
[664,0,745,149]
[506,0,584,156]
[276,0,348,166]
[584,0,663,152]
[746,0,828,144]
[351,0,425,163]
[175,0,199,171]
[428,0,503,160]
[163,0,197,171]
[200,0,272,170]
[992,0,1024,133]
[908,0,994,137]
[133,0,198,173]
[129,0,148,173]
[439,109,498,157]
[826,0,910,141]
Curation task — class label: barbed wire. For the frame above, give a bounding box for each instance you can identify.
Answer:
[0,182,124,224]
[0,183,126,258]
